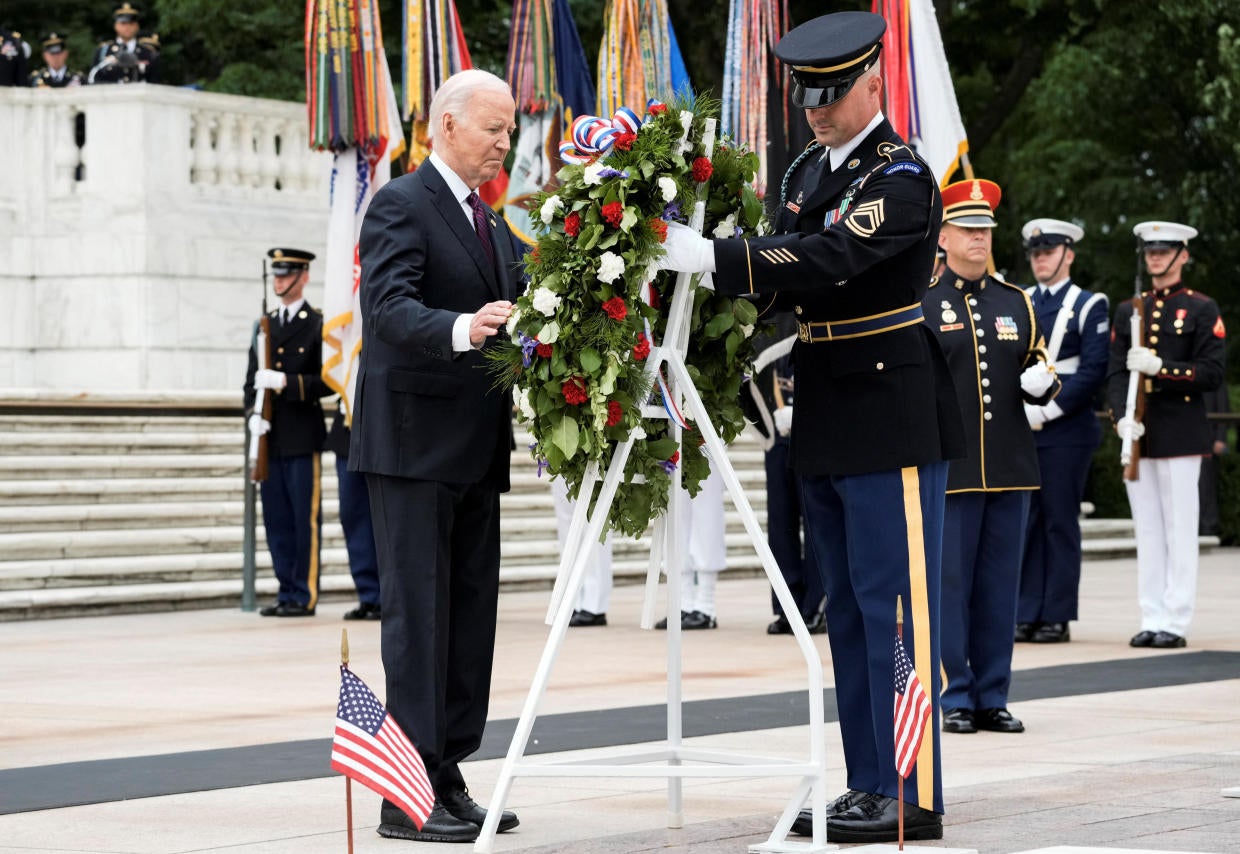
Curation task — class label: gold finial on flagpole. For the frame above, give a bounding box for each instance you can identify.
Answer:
[341,628,350,666]
[896,594,904,626]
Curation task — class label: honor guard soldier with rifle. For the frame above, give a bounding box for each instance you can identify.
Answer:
[658,11,963,844]
[0,26,31,86]
[89,3,160,84]
[1106,221,1225,649]
[927,179,1060,738]
[244,248,332,618]
[30,33,84,87]
[1017,219,1110,644]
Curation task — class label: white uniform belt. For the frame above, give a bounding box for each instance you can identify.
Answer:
[1052,355,1079,375]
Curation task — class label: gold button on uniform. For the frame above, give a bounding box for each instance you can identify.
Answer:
[277,347,284,354]
[876,362,885,371]
[1150,324,1160,331]
[1149,336,1159,344]
[275,362,283,369]
[298,347,305,353]
[1152,311,1162,318]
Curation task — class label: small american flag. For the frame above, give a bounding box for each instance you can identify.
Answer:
[893,633,932,779]
[330,666,435,829]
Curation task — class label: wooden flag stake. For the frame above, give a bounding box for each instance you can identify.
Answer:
[342,629,353,854]
[896,596,905,851]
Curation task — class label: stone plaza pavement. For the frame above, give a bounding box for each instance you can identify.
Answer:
[2,550,1239,854]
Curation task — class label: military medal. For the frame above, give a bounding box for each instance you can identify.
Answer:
[1175,308,1187,332]
[942,308,957,324]
[847,157,860,170]
[994,315,1018,340]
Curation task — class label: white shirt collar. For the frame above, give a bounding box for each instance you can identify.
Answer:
[1040,277,1071,296]
[829,111,886,172]
[429,150,474,203]
[280,297,306,320]
[121,38,137,51]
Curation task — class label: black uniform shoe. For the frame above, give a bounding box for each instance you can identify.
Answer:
[827,795,942,843]
[1130,630,1157,647]
[274,602,315,617]
[767,615,792,635]
[804,611,828,634]
[655,610,691,630]
[569,609,607,627]
[343,602,381,621]
[439,788,519,833]
[378,800,478,842]
[1151,630,1187,649]
[1014,622,1038,642]
[791,789,875,836]
[942,708,976,733]
[259,602,284,617]
[975,707,1024,733]
[682,610,717,629]
[1031,622,1070,643]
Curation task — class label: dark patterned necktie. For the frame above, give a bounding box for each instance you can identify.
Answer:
[466,191,495,267]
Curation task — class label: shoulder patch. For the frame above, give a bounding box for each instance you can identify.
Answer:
[882,161,924,177]
[844,199,886,238]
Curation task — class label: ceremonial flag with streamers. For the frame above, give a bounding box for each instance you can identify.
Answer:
[893,631,932,779]
[331,666,435,829]
[721,0,789,195]
[872,0,969,187]
[596,0,686,117]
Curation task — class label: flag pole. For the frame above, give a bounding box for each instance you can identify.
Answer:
[896,595,905,851]
[342,629,354,854]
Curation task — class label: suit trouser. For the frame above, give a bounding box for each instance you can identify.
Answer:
[336,458,381,607]
[260,453,322,609]
[551,477,613,615]
[942,490,1030,711]
[800,462,947,814]
[766,438,824,619]
[1126,456,1202,637]
[1019,444,1093,623]
[366,473,501,795]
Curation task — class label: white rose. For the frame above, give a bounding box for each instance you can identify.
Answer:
[539,195,563,225]
[657,176,677,203]
[583,162,606,186]
[597,251,626,284]
[712,214,737,239]
[516,387,536,420]
[531,287,562,317]
[505,307,522,336]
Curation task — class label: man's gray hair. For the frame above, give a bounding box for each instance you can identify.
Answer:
[427,69,511,141]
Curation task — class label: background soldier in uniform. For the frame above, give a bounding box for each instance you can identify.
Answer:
[0,26,30,86]
[928,180,1059,738]
[1107,221,1226,649]
[30,33,83,87]
[244,248,331,618]
[1017,218,1109,644]
[326,405,381,620]
[659,11,963,843]
[89,3,160,84]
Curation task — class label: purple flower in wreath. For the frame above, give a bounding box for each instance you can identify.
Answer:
[661,201,682,222]
[598,167,629,180]
[517,332,539,368]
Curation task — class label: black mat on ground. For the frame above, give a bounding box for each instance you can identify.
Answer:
[3,650,1236,814]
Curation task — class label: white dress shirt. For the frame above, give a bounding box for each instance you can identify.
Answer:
[428,151,485,353]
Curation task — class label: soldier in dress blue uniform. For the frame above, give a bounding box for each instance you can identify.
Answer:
[742,314,826,635]
[1017,219,1109,644]
[659,11,963,844]
[327,404,381,620]
[0,26,31,86]
[928,180,1060,739]
[30,33,84,87]
[89,3,160,84]
[244,248,332,617]
[1106,221,1226,649]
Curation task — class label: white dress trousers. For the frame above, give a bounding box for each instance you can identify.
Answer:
[551,477,613,615]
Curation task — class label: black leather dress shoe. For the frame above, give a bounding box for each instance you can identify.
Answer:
[1014,622,1038,642]
[1151,630,1187,648]
[942,707,976,733]
[827,795,942,843]
[378,800,478,842]
[683,610,717,629]
[655,610,690,630]
[767,615,792,635]
[569,609,607,627]
[791,789,874,836]
[343,602,381,621]
[259,602,283,617]
[1130,630,1157,647]
[274,602,315,617]
[1031,622,1070,643]
[975,707,1024,732]
[804,611,827,635]
[439,788,519,833]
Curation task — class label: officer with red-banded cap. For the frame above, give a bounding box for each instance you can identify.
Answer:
[1016,218,1110,645]
[658,10,963,844]
[1106,221,1225,650]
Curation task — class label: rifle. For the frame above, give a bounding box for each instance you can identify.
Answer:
[1119,250,1146,481]
[248,260,273,482]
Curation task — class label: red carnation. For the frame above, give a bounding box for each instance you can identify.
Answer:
[606,400,623,427]
[649,218,668,243]
[601,201,625,229]
[602,297,628,321]
[691,157,713,183]
[613,132,637,151]
[669,450,680,465]
[564,211,581,237]
[649,103,667,115]
[562,376,588,406]
[633,332,651,361]
[535,342,554,358]
[530,245,541,263]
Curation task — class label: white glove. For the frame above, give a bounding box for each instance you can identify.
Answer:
[254,369,287,390]
[773,405,793,437]
[655,222,717,274]
[1126,346,1163,376]
[1116,416,1145,442]
[1024,403,1047,428]
[247,413,271,436]
[1019,361,1055,397]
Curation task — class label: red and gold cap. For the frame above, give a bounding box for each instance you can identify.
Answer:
[941,179,1001,228]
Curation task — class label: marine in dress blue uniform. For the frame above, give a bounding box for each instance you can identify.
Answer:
[1106,221,1226,649]
[1017,219,1109,644]
[659,11,963,844]
[88,4,160,84]
[327,406,381,620]
[928,180,1060,738]
[244,248,332,617]
[30,34,84,88]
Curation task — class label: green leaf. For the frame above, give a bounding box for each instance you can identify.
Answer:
[620,209,639,232]
[704,312,734,339]
[733,298,759,326]
[645,438,677,459]
[725,330,739,362]
[551,415,580,462]
[580,347,602,373]
[538,321,560,344]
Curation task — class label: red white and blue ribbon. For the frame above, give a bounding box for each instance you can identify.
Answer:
[558,105,642,163]
[639,280,691,431]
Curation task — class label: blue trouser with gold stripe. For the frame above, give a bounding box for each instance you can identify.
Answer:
[260,453,322,609]
[800,461,947,815]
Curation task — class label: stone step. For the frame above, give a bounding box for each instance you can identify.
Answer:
[0,414,242,434]
[0,431,241,455]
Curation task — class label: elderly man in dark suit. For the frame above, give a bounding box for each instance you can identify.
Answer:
[350,68,521,844]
